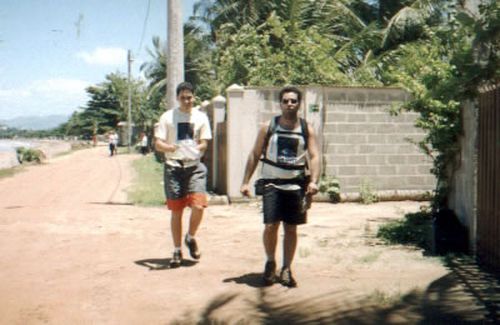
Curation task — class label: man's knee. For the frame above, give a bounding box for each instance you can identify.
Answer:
[283,223,297,234]
[264,223,280,233]
[191,205,205,211]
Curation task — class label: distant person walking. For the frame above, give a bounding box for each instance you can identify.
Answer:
[139,132,148,155]
[154,82,212,268]
[108,130,119,156]
[240,86,320,287]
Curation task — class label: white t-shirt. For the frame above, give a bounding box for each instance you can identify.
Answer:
[155,107,212,162]
[141,135,148,147]
[109,133,118,145]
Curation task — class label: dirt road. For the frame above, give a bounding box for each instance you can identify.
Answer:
[0,146,488,324]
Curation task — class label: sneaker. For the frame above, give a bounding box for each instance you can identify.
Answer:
[170,251,182,268]
[263,261,277,286]
[184,235,201,260]
[280,267,297,288]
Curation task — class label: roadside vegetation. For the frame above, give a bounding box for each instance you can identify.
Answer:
[16,147,45,164]
[377,207,433,251]
[0,166,24,180]
[128,154,165,206]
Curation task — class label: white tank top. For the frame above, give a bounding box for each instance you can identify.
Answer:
[260,122,307,180]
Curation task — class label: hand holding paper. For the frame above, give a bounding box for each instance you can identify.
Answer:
[176,139,200,160]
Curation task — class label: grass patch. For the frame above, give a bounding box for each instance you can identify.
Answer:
[376,208,432,251]
[357,251,382,264]
[366,289,404,306]
[299,246,312,258]
[128,155,165,206]
[0,166,24,180]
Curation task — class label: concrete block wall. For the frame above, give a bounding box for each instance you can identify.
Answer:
[322,87,435,193]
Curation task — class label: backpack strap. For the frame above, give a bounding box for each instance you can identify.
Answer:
[299,117,309,150]
[260,116,280,160]
[299,117,310,171]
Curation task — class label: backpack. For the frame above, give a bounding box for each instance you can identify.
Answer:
[259,115,309,170]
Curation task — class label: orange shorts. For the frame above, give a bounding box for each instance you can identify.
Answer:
[166,192,208,211]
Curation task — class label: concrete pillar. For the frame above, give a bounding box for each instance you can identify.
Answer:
[211,95,226,190]
[226,84,250,198]
[200,100,210,112]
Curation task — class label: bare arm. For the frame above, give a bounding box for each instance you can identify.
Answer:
[306,123,321,195]
[240,123,269,197]
[154,138,177,153]
[197,139,208,153]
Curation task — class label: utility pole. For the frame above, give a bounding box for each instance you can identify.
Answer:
[127,49,133,153]
[166,0,184,110]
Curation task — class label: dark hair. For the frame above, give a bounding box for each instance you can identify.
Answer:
[176,82,194,96]
[279,86,302,103]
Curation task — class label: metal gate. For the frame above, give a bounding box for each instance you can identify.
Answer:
[477,86,500,272]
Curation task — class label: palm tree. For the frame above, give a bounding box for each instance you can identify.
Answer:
[192,0,368,40]
[141,36,167,98]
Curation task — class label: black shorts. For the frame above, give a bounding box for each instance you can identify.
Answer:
[163,162,207,200]
[262,185,308,225]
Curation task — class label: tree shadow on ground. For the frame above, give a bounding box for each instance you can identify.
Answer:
[375,210,498,322]
[173,258,498,324]
[443,255,499,323]
[134,258,197,271]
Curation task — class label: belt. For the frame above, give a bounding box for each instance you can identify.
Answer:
[166,159,199,168]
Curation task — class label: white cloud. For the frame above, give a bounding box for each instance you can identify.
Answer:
[0,78,91,119]
[76,47,127,66]
[30,78,90,95]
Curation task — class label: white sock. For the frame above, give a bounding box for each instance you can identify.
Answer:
[174,247,181,253]
[186,233,194,242]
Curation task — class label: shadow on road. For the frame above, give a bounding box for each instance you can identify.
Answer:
[173,257,499,324]
[223,273,268,288]
[134,258,198,271]
[88,201,134,206]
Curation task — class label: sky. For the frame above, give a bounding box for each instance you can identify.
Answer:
[0,0,197,120]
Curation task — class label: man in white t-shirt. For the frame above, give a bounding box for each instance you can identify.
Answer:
[139,132,148,155]
[108,130,119,156]
[155,82,212,268]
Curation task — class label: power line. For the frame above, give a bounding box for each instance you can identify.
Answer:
[136,0,152,56]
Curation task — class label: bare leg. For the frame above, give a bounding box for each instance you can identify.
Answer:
[171,209,183,248]
[188,205,204,236]
[283,223,297,268]
[263,223,280,261]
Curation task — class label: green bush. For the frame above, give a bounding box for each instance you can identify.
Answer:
[16,147,44,164]
[359,179,378,204]
[377,208,433,250]
[319,175,340,203]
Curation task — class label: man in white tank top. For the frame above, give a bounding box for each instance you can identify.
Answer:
[240,86,321,287]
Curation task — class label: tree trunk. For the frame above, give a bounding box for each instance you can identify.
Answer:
[167,0,184,110]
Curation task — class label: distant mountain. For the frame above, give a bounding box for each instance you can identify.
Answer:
[0,114,69,130]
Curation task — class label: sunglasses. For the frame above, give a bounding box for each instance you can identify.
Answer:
[281,99,298,104]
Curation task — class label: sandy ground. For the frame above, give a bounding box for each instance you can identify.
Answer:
[0,146,491,324]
